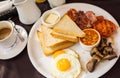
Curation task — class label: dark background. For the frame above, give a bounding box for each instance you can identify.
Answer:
[0,0,120,78]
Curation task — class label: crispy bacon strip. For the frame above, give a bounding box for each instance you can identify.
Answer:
[67,9,95,30]
[85,11,97,24]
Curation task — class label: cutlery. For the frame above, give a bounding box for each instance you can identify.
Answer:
[9,20,25,42]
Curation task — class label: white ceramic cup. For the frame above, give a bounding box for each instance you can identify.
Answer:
[48,0,65,8]
[0,21,17,48]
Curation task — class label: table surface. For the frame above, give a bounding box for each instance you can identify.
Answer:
[0,0,120,78]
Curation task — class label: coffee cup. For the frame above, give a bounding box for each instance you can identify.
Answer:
[0,21,17,48]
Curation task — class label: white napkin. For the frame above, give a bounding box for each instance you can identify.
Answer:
[0,0,13,13]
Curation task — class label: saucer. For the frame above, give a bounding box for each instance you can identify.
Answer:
[0,25,28,60]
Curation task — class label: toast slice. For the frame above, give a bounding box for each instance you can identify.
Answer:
[40,24,67,47]
[51,30,78,42]
[53,15,85,37]
[37,30,74,56]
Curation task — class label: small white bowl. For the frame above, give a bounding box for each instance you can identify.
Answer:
[79,29,101,51]
[41,10,60,28]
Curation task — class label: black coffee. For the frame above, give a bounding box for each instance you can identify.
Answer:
[0,28,11,40]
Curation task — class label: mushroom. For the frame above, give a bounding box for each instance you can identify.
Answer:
[103,43,113,55]
[86,58,98,72]
[98,38,107,52]
[90,47,104,58]
[102,42,117,60]
[87,37,117,72]
[86,55,101,72]
[103,52,117,60]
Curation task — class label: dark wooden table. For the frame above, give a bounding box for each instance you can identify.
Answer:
[0,0,120,78]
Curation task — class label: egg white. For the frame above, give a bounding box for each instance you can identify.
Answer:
[63,49,79,59]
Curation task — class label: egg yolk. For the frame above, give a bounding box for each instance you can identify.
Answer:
[57,58,71,71]
[53,50,65,58]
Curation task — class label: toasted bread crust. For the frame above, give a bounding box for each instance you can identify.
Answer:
[41,24,67,47]
[51,31,78,42]
[53,15,85,38]
[37,30,74,56]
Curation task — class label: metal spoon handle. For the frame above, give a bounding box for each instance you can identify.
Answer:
[8,20,25,42]
[14,26,25,42]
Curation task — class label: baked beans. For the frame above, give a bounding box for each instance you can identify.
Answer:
[80,29,99,45]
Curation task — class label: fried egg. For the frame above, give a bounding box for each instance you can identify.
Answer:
[53,49,79,59]
[52,49,81,78]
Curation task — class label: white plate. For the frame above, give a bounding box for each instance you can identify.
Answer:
[0,25,28,60]
[27,3,120,78]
